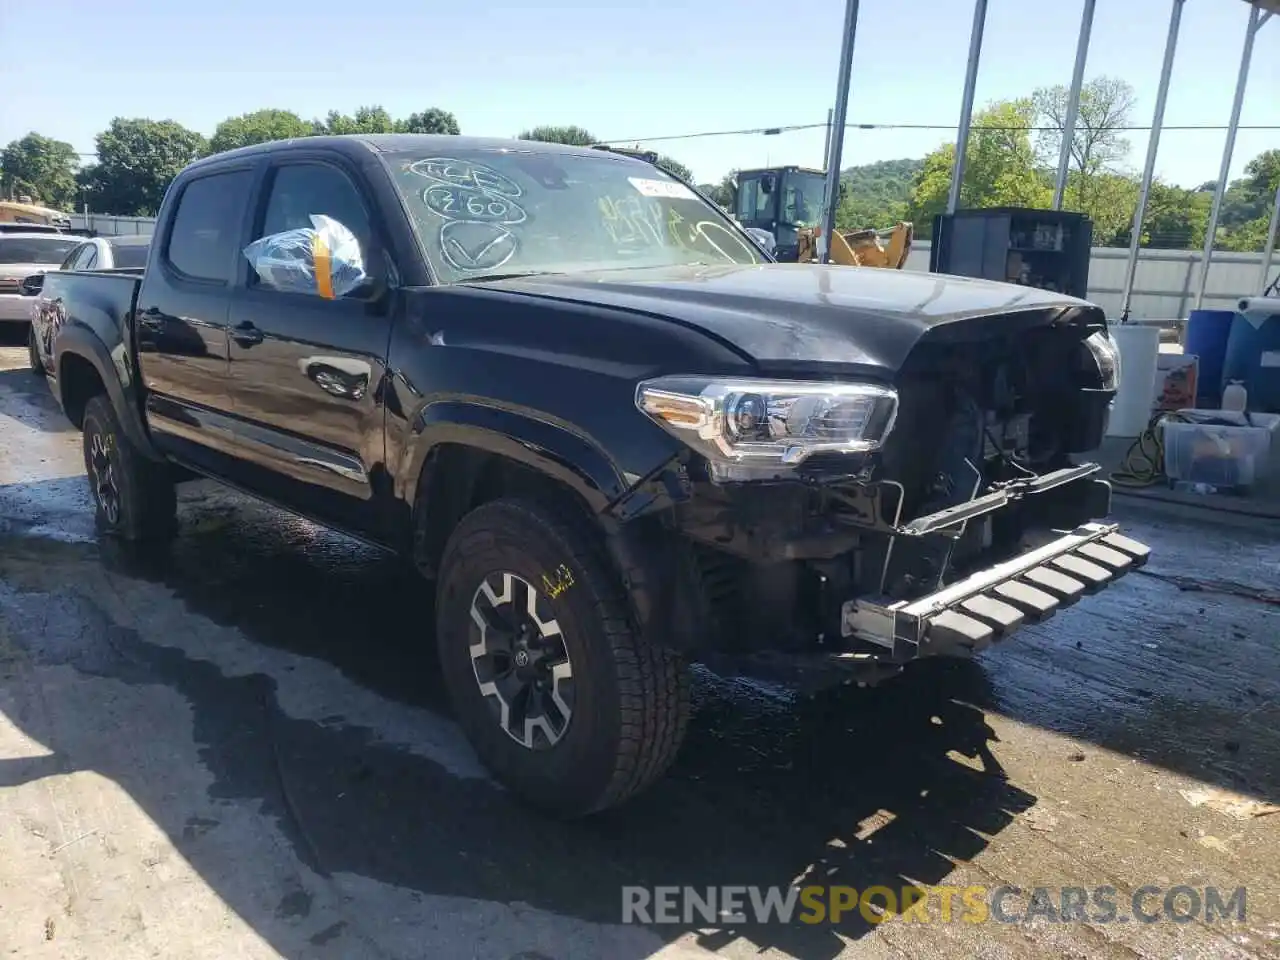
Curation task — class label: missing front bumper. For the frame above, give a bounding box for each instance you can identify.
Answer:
[843,522,1150,660]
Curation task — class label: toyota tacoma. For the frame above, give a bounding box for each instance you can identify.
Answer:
[30,134,1148,817]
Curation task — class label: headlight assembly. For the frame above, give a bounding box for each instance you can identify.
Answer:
[636,375,898,481]
[1083,330,1121,392]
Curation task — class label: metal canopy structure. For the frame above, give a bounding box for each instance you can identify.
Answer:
[818,0,1279,306]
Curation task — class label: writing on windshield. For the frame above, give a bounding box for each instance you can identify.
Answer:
[387,151,763,281]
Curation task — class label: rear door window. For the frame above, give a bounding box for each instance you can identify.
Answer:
[165,170,253,283]
[59,244,87,270]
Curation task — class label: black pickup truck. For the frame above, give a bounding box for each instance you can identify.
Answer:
[32,134,1148,817]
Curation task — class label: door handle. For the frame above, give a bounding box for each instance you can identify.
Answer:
[231,321,264,347]
[137,310,164,332]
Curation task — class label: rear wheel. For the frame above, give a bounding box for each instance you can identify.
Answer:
[435,497,689,817]
[81,394,177,541]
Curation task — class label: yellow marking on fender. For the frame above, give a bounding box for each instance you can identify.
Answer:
[312,232,334,299]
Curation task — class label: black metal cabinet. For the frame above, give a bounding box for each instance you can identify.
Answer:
[929,208,1093,299]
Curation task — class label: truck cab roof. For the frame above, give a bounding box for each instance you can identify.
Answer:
[189,134,660,172]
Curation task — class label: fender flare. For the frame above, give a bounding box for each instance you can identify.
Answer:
[54,325,162,461]
[402,399,630,515]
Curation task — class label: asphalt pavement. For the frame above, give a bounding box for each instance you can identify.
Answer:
[1,329,1278,960]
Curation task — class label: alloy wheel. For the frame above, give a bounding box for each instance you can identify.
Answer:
[88,432,121,526]
[468,571,575,750]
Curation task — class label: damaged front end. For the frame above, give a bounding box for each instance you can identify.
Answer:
[626,303,1149,690]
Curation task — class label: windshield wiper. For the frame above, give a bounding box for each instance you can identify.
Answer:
[457,269,554,283]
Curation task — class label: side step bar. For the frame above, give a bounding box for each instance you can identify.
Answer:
[842,523,1151,659]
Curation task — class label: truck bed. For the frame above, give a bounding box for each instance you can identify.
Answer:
[35,269,142,385]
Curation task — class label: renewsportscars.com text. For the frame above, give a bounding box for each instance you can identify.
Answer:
[622,884,1248,926]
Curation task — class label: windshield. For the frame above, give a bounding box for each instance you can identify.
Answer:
[385,150,764,282]
[779,171,826,229]
[0,236,79,264]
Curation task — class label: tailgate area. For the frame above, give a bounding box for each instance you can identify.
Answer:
[843,522,1151,660]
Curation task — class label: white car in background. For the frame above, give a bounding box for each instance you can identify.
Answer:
[22,234,153,375]
[0,232,81,324]
[54,234,152,274]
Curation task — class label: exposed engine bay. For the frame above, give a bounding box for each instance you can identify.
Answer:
[643,321,1130,675]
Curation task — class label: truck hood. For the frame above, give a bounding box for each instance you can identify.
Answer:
[480,263,1106,378]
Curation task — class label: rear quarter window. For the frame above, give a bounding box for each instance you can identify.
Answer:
[109,242,150,270]
[164,170,253,282]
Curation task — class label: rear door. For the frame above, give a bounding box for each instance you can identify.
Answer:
[135,165,256,472]
[224,155,395,534]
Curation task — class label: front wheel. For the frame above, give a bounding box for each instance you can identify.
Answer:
[81,394,177,541]
[435,497,689,818]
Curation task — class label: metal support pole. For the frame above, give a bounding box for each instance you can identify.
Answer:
[821,108,834,170]
[820,0,860,263]
[1193,4,1268,310]
[1259,179,1280,295]
[947,0,989,214]
[1054,0,1097,209]
[1120,0,1184,322]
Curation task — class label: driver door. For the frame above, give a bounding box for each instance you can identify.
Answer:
[224,157,394,535]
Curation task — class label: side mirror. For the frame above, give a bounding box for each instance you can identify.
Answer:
[838,181,849,204]
[19,273,45,297]
[242,215,370,300]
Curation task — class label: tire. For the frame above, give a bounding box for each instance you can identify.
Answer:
[28,325,42,375]
[436,497,689,817]
[81,394,177,541]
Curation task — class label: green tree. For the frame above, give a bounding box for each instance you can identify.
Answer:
[1140,182,1211,249]
[396,108,461,135]
[1208,150,1279,229]
[655,155,692,181]
[698,172,737,210]
[314,106,396,136]
[80,118,207,215]
[1033,76,1136,211]
[838,158,922,226]
[1070,172,1140,246]
[209,109,313,154]
[516,125,597,146]
[1237,149,1279,214]
[836,192,907,231]
[1218,216,1272,253]
[907,99,1051,233]
[1215,149,1278,253]
[0,133,80,208]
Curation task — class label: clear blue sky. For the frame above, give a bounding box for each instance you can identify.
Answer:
[1,0,1276,188]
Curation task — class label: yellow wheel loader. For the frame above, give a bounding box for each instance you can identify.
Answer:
[732,166,912,268]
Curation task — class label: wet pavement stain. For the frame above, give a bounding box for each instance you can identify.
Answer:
[2,335,1279,959]
[0,545,1041,958]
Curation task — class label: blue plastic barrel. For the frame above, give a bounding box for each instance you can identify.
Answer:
[1222,310,1280,413]
[1184,309,1235,407]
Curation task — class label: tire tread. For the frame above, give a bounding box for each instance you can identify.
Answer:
[438,497,689,815]
[82,394,176,541]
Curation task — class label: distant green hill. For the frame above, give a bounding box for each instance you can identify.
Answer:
[836,158,924,229]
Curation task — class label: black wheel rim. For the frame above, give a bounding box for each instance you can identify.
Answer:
[468,571,575,751]
[88,432,121,525]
